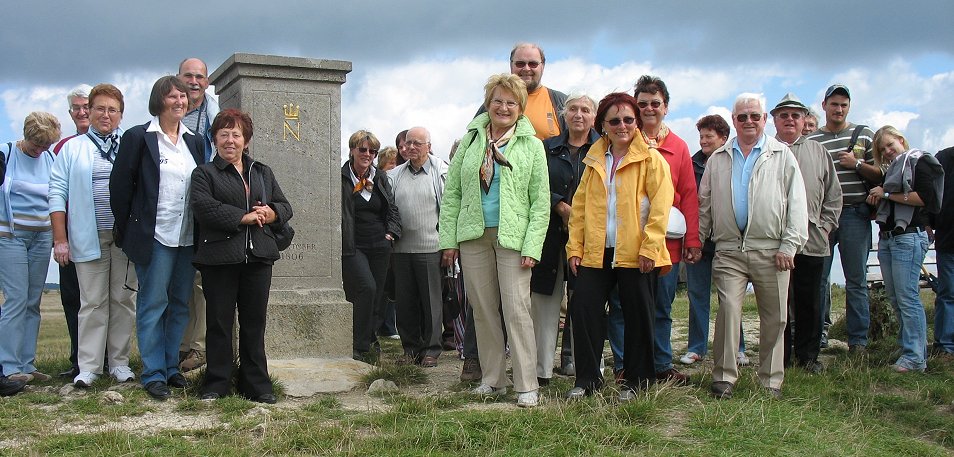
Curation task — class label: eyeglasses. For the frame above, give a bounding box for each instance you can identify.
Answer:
[69,104,89,113]
[357,147,378,155]
[605,117,636,126]
[637,100,663,109]
[405,140,429,148]
[512,60,541,69]
[775,112,803,120]
[92,106,121,116]
[490,98,518,109]
[735,113,763,123]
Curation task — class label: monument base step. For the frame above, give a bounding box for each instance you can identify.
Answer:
[269,357,371,397]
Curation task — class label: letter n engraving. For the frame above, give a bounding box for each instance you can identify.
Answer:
[283,104,300,141]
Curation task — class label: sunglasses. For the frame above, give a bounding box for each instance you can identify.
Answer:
[512,60,541,69]
[605,117,636,126]
[775,112,803,120]
[637,100,663,109]
[735,113,763,123]
[357,147,378,155]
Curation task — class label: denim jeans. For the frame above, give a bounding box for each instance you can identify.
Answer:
[134,240,196,385]
[821,203,872,346]
[685,253,746,358]
[0,230,52,376]
[935,251,954,353]
[879,231,930,370]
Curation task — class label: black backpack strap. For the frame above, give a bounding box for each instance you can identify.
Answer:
[2,142,11,164]
[847,124,867,157]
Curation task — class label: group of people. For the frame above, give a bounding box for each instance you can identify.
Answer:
[340,42,950,408]
[0,58,293,404]
[1,43,951,408]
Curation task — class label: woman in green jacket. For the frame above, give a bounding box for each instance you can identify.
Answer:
[439,73,550,408]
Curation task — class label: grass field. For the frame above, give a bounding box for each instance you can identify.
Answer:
[0,287,951,456]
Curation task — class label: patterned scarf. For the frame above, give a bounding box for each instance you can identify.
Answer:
[480,124,515,194]
[350,163,375,197]
[641,122,669,149]
[87,130,120,163]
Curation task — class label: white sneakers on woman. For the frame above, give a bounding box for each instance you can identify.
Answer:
[516,391,539,408]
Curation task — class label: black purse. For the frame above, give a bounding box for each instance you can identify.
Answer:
[255,165,294,251]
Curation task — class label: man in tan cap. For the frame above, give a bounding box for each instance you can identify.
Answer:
[772,93,842,373]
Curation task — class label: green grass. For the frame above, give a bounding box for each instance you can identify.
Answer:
[1,288,952,455]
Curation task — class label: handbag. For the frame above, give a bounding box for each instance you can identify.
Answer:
[255,165,294,251]
[666,206,687,239]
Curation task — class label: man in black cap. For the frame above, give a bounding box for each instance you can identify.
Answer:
[773,93,842,373]
[807,85,881,355]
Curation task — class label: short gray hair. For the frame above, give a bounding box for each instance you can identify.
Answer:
[66,84,93,110]
[733,92,766,113]
[561,93,597,117]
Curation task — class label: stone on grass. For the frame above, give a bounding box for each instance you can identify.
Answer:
[101,391,124,404]
[367,379,399,395]
[59,384,82,397]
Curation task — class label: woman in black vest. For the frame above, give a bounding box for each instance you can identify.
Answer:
[341,130,401,362]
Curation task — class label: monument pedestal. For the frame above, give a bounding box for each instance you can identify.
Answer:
[210,54,354,361]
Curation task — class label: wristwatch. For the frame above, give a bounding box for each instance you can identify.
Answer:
[884,192,891,199]
[854,161,863,171]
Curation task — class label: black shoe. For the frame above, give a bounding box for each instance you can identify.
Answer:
[711,381,734,399]
[0,376,26,397]
[819,332,829,349]
[144,381,171,400]
[59,367,80,379]
[537,377,550,387]
[802,360,824,374]
[168,373,189,388]
[200,392,221,401]
[249,393,277,404]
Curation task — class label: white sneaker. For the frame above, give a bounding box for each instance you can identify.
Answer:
[110,366,136,383]
[73,371,99,388]
[679,352,702,365]
[737,351,751,366]
[516,390,539,408]
[472,384,507,396]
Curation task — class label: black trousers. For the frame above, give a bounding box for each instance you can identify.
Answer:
[571,249,657,391]
[200,262,273,397]
[392,252,443,358]
[342,245,391,355]
[785,254,825,366]
[59,262,81,369]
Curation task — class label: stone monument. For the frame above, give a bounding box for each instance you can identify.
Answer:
[210,54,366,395]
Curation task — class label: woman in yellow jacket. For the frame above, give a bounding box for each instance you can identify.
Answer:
[565,92,673,400]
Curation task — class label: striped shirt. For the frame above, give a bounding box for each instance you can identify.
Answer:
[91,151,114,230]
[806,123,875,205]
[1,143,54,236]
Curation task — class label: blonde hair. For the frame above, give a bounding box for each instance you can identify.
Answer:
[23,112,61,147]
[872,125,910,167]
[377,146,397,168]
[348,130,381,150]
[482,73,528,113]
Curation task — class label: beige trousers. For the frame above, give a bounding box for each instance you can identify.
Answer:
[179,272,207,352]
[711,249,789,389]
[530,248,565,379]
[74,230,137,374]
[459,228,538,393]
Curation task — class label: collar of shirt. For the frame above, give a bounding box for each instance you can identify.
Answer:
[408,159,430,175]
[146,117,194,144]
[731,133,766,157]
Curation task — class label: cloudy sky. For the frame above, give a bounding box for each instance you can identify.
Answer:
[3,0,954,161]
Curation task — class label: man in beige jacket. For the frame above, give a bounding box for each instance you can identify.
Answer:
[699,93,808,400]
[772,94,842,374]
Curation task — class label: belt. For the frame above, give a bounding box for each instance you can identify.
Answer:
[878,226,923,240]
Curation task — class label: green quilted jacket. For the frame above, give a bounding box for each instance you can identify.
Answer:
[438,113,550,260]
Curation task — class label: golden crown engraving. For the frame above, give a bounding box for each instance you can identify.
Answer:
[283,104,300,119]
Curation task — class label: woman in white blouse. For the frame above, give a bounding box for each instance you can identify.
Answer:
[110,76,205,401]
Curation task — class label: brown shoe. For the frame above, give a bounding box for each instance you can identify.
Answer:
[179,349,206,372]
[419,355,438,368]
[655,368,689,386]
[711,381,734,399]
[460,358,482,382]
[29,371,52,382]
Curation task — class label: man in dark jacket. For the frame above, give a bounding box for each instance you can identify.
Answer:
[932,146,954,356]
